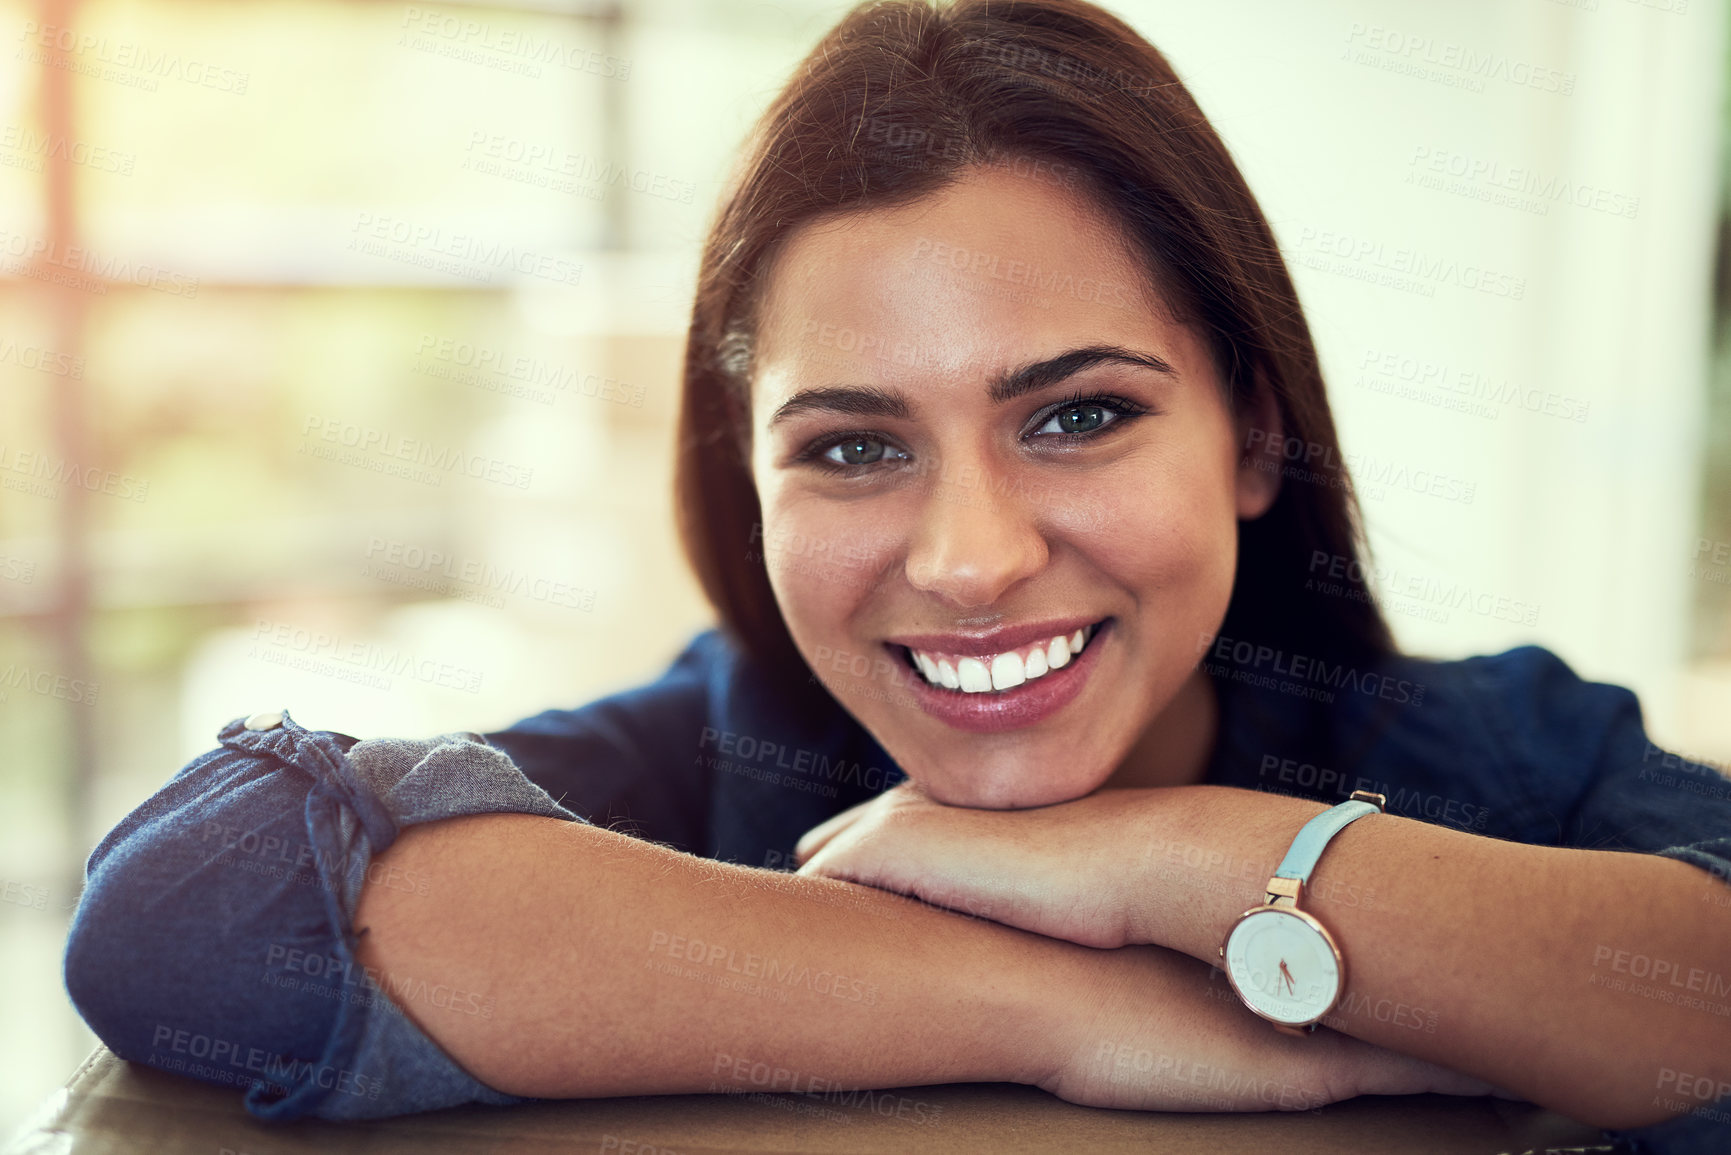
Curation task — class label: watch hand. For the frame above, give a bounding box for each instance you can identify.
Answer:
[1279,959,1296,994]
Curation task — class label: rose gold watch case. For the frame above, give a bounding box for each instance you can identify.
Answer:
[1217,886,1348,1033]
[1215,792,1382,1032]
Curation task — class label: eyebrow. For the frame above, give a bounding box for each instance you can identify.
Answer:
[766,344,1176,428]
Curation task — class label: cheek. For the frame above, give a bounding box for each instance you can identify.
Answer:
[757,491,903,648]
[1069,447,1239,605]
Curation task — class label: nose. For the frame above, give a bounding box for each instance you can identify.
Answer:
[904,466,1049,608]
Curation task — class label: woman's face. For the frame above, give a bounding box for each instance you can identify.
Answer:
[748,163,1278,808]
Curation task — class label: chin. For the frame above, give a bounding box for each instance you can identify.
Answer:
[911,758,1108,810]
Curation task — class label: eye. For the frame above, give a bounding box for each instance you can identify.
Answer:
[1042,402,1111,435]
[826,436,888,466]
[1028,393,1147,439]
[808,433,908,471]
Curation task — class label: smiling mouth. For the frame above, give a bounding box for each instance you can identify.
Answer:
[896,621,1106,694]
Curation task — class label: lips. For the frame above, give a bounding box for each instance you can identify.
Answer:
[882,618,1113,734]
[901,624,1100,693]
[887,616,1101,658]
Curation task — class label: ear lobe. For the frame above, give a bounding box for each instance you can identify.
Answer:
[1234,378,1284,520]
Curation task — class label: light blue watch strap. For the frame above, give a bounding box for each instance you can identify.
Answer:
[1272,793,1385,885]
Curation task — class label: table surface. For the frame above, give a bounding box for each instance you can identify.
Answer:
[5,1048,1615,1155]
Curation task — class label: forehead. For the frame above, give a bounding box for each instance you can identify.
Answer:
[751,164,1178,414]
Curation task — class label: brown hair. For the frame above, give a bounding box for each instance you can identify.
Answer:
[674,0,1392,702]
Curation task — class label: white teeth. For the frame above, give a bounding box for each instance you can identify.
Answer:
[905,624,1098,693]
[989,651,1025,691]
[956,657,992,693]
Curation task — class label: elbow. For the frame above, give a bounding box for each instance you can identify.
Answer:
[1602,1063,1731,1131]
[61,837,184,1063]
[1550,1056,1731,1132]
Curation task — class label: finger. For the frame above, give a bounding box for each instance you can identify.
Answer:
[793,800,873,866]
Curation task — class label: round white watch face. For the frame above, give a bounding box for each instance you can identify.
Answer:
[1223,907,1342,1025]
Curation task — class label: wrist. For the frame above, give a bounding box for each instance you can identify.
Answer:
[1124,786,1329,961]
[994,932,1103,1088]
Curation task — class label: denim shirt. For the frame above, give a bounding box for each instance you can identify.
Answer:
[64,628,1731,1152]
[486,631,1731,1154]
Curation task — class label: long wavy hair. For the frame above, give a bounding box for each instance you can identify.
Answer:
[673,0,1392,704]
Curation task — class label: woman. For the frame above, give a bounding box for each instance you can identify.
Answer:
[62,1,1729,1150]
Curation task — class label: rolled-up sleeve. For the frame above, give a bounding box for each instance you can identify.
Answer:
[1476,647,1731,886]
[62,710,574,1121]
[1472,646,1731,1155]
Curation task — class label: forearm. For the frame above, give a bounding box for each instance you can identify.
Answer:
[356,813,1074,1099]
[1133,786,1731,1127]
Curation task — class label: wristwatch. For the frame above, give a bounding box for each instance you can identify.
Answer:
[1217,790,1386,1034]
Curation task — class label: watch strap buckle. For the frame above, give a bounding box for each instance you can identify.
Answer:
[1265,875,1302,908]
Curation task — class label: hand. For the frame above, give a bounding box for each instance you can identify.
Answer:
[795,780,1154,949]
[1029,940,1500,1112]
[798,785,1511,1112]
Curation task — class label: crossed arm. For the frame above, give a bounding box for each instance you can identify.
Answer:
[357,782,1728,1129]
[791,783,1731,1129]
[352,812,1484,1111]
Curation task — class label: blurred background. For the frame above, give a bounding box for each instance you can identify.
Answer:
[2,0,1728,1138]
